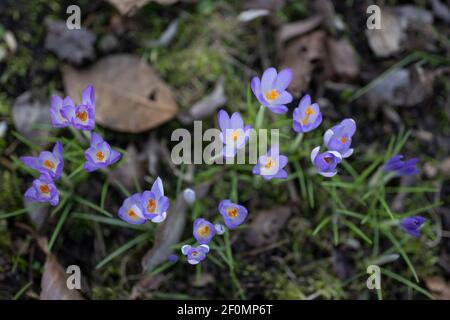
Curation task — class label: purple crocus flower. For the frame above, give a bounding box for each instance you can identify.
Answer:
[141,177,169,223]
[118,193,147,225]
[218,200,248,229]
[24,173,59,206]
[323,118,356,158]
[217,109,252,158]
[83,133,121,172]
[310,146,342,177]
[21,141,64,180]
[292,94,322,133]
[193,218,216,245]
[252,144,288,180]
[61,85,95,131]
[250,67,293,114]
[50,96,74,128]
[399,216,426,237]
[167,254,179,263]
[384,154,419,176]
[181,244,209,265]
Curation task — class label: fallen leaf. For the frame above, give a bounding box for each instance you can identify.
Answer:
[244,0,285,11]
[277,15,322,44]
[140,182,212,271]
[438,157,450,177]
[190,273,215,287]
[365,8,404,58]
[12,91,52,147]
[25,201,48,231]
[0,121,7,138]
[364,65,435,108]
[327,37,360,80]
[63,54,178,133]
[425,276,450,299]
[177,78,227,125]
[37,238,84,300]
[245,207,291,247]
[44,19,96,65]
[394,5,433,26]
[280,30,329,95]
[107,0,178,16]
[145,19,178,48]
[237,9,269,23]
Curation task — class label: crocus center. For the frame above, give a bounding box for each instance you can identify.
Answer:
[192,251,198,257]
[76,111,88,122]
[39,184,50,194]
[232,130,241,141]
[127,209,139,220]
[301,106,314,125]
[264,157,275,169]
[198,225,210,237]
[227,207,238,218]
[147,199,156,213]
[340,137,348,144]
[96,151,105,161]
[43,159,55,170]
[264,89,279,102]
[324,157,332,164]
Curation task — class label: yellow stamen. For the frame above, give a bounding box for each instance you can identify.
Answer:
[43,159,55,170]
[301,106,314,125]
[39,184,50,194]
[76,111,88,122]
[147,199,156,213]
[232,130,240,141]
[264,157,274,169]
[127,209,139,220]
[96,151,105,161]
[340,137,348,144]
[324,157,332,164]
[227,207,238,218]
[198,225,210,237]
[192,251,198,257]
[264,89,279,102]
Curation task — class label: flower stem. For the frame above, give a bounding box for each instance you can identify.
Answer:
[290,133,304,152]
[255,105,265,129]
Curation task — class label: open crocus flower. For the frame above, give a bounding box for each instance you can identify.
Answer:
[181,244,209,265]
[24,173,59,206]
[217,110,252,158]
[250,67,293,114]
[118,193,147,225]
[61,84,95,131]
[292,94,322,133]
[252,145,288,180]
[50,96,74,128]
[218,200,248,229]
[311,146,342,177]
[83,133,121,172]
[21,141,64,180]
[140,177,169,223]
[324,119,356,158]
[193,218,216,245]
[400,216,426,237]
[384,154,419,176]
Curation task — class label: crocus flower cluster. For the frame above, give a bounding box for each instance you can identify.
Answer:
[384,154,419,176]
[217,110,252,158]
[118,177,169,225]
[181,198,248,265]
[21,142,64,206]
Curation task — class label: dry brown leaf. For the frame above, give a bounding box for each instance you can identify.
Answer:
[37,238,84,300]
[365,8,404,58]
[327,37,360,80]
[63,54,178,133]
[277,15,322,44]
[245,207,291,247]
[425,276,450,300]
[280,30,329,95]
[106,0,178,16]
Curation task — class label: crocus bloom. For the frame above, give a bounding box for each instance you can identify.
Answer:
[183,188,196,205]
[118,193,147,225]
[83,133,121,172]
[323,118,356,158]
[311,146,342,177]
[50,96,74,128]
[384,154,419,176]
[21,141,64,180]
[167,254,179,263]
[252,145,288,180]
[292,94,322,133]
[250,67,293,114]
[217,110,252,158]
[193,218,216,245]
[215,223,225,235]
[24,173,59,206]
[141,177,169,223]
[181,244,209,265]
[61,84,95,131]
[399,216,426,237]
[218,200,248,229]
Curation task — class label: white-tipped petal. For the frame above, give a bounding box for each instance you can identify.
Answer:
[151,211,167,223]
[319,170,337,178]
[323,129,334,145]
[181,245,191,255]
[199,244,210,253]
[341,148,354,158]
[311,146,320,163]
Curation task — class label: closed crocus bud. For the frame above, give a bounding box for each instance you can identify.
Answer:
[183,188,196,204]
[215,223,225,235]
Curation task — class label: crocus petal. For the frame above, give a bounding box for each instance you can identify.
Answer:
[341,148,354,158]
[274,68,293,91]
[151,211,167,223]
[82,84,95,106]
[108,149,122,165]
[151,177,164,199]
[310,146,320,163]
[323,129,334,145]
[268,105,288,114]
[230,112,244,129]
[261,67,277,93]
[21,156,39,170]
[319,170,337,177]
[217,109,230,132]
[273,91,293,105]
[90,132,103,147]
